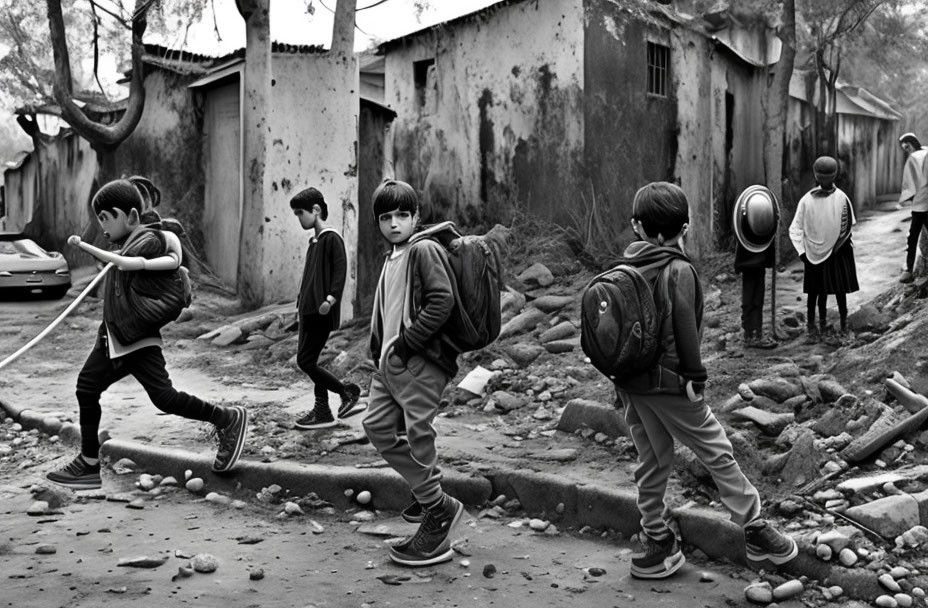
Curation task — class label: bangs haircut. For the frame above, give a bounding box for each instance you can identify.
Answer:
[372,179,419,218]
[91,179,145,218]
[632,182,690,239]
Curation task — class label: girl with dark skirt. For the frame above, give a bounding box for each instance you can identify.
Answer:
[788,156,859,343]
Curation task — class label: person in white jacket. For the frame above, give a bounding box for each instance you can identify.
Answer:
[897,133,928,283]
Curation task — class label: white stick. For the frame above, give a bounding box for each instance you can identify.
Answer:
[0,263,114,372]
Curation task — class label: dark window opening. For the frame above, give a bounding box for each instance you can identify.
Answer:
[647,42,669,97]
[414,58,435,108]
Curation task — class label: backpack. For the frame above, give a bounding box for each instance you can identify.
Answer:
[111,227,193,342]
[415,221,509,352]
[580,264,668,382]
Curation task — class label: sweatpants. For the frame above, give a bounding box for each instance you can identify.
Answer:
[76,335,224,459]
[362,353,449,505]
[622,390,761,540]
[297,313,345,404]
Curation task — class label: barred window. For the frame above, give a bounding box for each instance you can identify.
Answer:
[647,42,669,97]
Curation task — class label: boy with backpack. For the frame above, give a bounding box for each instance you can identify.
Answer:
[582,182,797,579]
[362,179,466,566]
[289,187,362,429]
[45,178,248,490]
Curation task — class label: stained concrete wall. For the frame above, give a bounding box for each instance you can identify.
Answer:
[3,133,96,269]
[260,52,359,316]
[102,69,207,252]
[383,0,584,227]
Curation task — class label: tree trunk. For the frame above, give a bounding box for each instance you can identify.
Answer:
[331,0,357,55]
[235,0,272,308]
[46,0,149,151]
[763,0,796,254]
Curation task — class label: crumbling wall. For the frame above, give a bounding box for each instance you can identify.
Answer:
[383,0,584,228]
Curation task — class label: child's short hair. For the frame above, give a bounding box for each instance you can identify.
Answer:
[632,182,690,239]
[900,133,922,150]
[92,179,146,217]
[290,187,328,220]
[813,156,838,184]
[372,179,419,218]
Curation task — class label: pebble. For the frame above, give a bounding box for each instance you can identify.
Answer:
[772,579,804,601]
[483,564,497,578]
[138,474,156,491]
[160,476,178,487]
[35,544,57,554]
[284,502,303,515]
[880,573,903,593]
[185,478,204,493]
[26,501,49,515]
[191,553,219,573]
[171,566,194,582]
[912,587,925,599]
[460,559,471,568]
[890,566,911,579]
[126,498,146,510]
[206,492,231,505]
[838,547,857,566]
[895,593,913,608]
[308,520,325,534]
[875,595,898,608]
[816,544,833,560]
[699,571,715,582]
[184,469,193,480]
[827,585,843,599]
[745,582,773,604]
[529,518,549,531]
[356,490,372,505]
[249,567,264,581]
[587,567,606,577]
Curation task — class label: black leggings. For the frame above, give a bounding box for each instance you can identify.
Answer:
[297,313,345,402]
[807,292,847,328]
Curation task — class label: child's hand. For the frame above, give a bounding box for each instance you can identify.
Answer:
[318,301,332,315]
[67,235,82,247]
[391,335,410,364]
[685,380,705,403]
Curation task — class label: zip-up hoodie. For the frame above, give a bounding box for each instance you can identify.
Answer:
[616,240,707,393]
[369,231,461,377]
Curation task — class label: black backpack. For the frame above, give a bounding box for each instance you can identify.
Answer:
[415,221,509,352]
[580,265,663,382]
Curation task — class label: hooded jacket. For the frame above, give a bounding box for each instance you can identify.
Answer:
[614,241,707,394]
[369,232,461,377]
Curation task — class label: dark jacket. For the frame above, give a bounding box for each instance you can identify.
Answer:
[104,223,182,345]
[369,235,460,377]
[297,229,347,327]
[615,241,707,394]
[734,241,775,272]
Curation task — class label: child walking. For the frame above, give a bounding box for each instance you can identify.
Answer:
[46,178,248,490]
[615,182,797,579]
[289,187,362,429]
[362,179,464,567]
[789,156,859,342]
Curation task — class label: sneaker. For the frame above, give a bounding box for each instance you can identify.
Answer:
[294,409,337,430]
[401,499,424,524]
[900,270,915,284]
[747,334,777,349]
[804,326,819,345]
[630,534,685,579]
[744,519,798,566]
[337,383,365,419]
[389,494,464,566]
[47,455,102,490]
[213,405,248,472]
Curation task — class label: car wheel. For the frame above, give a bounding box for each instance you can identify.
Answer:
[47,285,71,300]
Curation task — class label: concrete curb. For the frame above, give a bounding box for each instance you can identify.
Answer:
[1,398,885,601]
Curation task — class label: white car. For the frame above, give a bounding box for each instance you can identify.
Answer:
[0,232,72,299]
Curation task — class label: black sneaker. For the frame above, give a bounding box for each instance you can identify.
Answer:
[389,494,464,566]
[630,534,685,579]
[337,383,365,419]
[213,405,248,472]
[294,409,337,429]
[401,499,424,524]
[744,519,798,566]
[46,455,102,490]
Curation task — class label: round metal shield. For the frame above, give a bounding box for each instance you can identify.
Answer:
[733,185,781,253]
